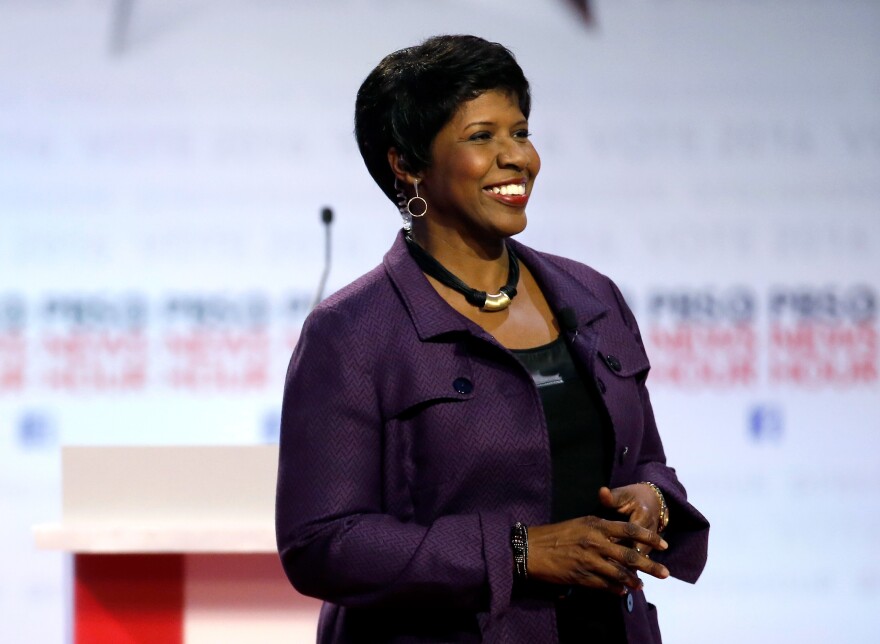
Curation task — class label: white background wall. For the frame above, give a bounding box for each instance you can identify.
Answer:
[1,0,878,641]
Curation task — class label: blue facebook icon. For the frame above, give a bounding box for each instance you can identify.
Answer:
[748,404,784,443]
[262,410,282,444]
[17,411,58,449]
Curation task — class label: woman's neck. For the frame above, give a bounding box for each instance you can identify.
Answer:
[410,227,510,294]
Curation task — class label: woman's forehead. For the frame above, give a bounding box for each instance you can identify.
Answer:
[447,90,525,126]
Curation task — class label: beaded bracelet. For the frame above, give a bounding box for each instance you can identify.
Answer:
[510,522,529,580]
[640,481,669,533]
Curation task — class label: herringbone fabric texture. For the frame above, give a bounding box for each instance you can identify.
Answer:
[276,231,709,643]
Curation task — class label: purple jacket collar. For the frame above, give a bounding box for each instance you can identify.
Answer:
[382,230,609,341]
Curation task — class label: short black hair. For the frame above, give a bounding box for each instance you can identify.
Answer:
[354,34,531,203]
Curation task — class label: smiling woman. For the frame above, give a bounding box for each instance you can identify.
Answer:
[275,34,709,644]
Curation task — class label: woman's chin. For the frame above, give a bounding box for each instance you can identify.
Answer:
[499,211,528,238]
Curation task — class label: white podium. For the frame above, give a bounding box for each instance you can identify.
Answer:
[34,445,320,644]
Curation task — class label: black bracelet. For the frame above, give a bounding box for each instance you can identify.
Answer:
[510,522,529,580]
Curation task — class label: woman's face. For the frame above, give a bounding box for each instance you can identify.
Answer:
[417,89,540,246]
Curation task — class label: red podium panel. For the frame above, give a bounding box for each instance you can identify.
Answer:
[75,554,184,644]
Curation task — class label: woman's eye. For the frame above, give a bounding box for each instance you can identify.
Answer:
[468,132,492,142]
[514,129,532,139]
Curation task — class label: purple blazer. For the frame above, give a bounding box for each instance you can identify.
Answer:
[276,232,709,643]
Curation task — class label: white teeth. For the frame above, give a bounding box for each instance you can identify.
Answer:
[489,184,525,196]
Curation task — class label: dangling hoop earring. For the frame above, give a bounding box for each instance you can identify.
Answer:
[407,180,428,218]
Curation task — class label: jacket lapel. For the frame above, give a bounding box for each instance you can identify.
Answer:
[508,239,609,330]
[383,231,474,341]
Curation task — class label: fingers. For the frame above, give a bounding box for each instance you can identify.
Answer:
[611,542,669,580]
[602,557,644,592]
[600,519,668,579]
[585,517,669,581]
[599,485,634,513]
[570,556,642,595]
[526,517,670,592]
[634,543,653,558]
[571,546,661,594]
[568,548,665,595]
[606,518,668,552]
[598,486,616,509]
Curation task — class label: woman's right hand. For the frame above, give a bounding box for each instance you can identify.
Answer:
[526,516,670,595]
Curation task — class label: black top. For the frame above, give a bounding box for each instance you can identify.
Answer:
[512,336,626,643]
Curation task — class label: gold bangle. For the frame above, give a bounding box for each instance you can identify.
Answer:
[640,481,669,533]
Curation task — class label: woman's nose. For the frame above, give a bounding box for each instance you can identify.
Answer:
[497,137,529,169]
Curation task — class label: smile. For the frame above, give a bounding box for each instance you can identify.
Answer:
[483,181,530,206]
[485,183,526,196]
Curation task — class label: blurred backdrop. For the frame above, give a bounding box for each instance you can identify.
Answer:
[1,0,878,642]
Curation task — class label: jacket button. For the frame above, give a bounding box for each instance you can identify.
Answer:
[596,378,606,394]
[453,377,473,395]
[604,354,622,372]
[626,592,634,612]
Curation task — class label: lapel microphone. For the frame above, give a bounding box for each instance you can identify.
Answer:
[559,307,578,338]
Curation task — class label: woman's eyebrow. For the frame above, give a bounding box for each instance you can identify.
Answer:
[463,119,528,128]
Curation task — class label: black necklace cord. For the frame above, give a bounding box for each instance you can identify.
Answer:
[404,234,519,312]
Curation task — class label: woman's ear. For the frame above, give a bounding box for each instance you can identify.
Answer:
[388,148,421,186]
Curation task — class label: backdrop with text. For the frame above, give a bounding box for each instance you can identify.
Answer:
[1,1,878,642]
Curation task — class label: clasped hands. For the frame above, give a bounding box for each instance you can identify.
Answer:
[527,484,669,596]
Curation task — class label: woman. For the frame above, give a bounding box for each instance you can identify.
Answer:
[276,35,708,643]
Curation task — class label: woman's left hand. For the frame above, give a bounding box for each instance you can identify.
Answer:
[598,484,662,558]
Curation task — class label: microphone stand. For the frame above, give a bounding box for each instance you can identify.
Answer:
[310,207,333,310]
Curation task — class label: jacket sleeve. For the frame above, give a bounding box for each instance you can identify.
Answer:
[275,306,515,616]
[610,281,710,584]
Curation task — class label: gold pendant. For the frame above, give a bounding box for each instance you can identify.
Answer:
[481,291,512,312]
